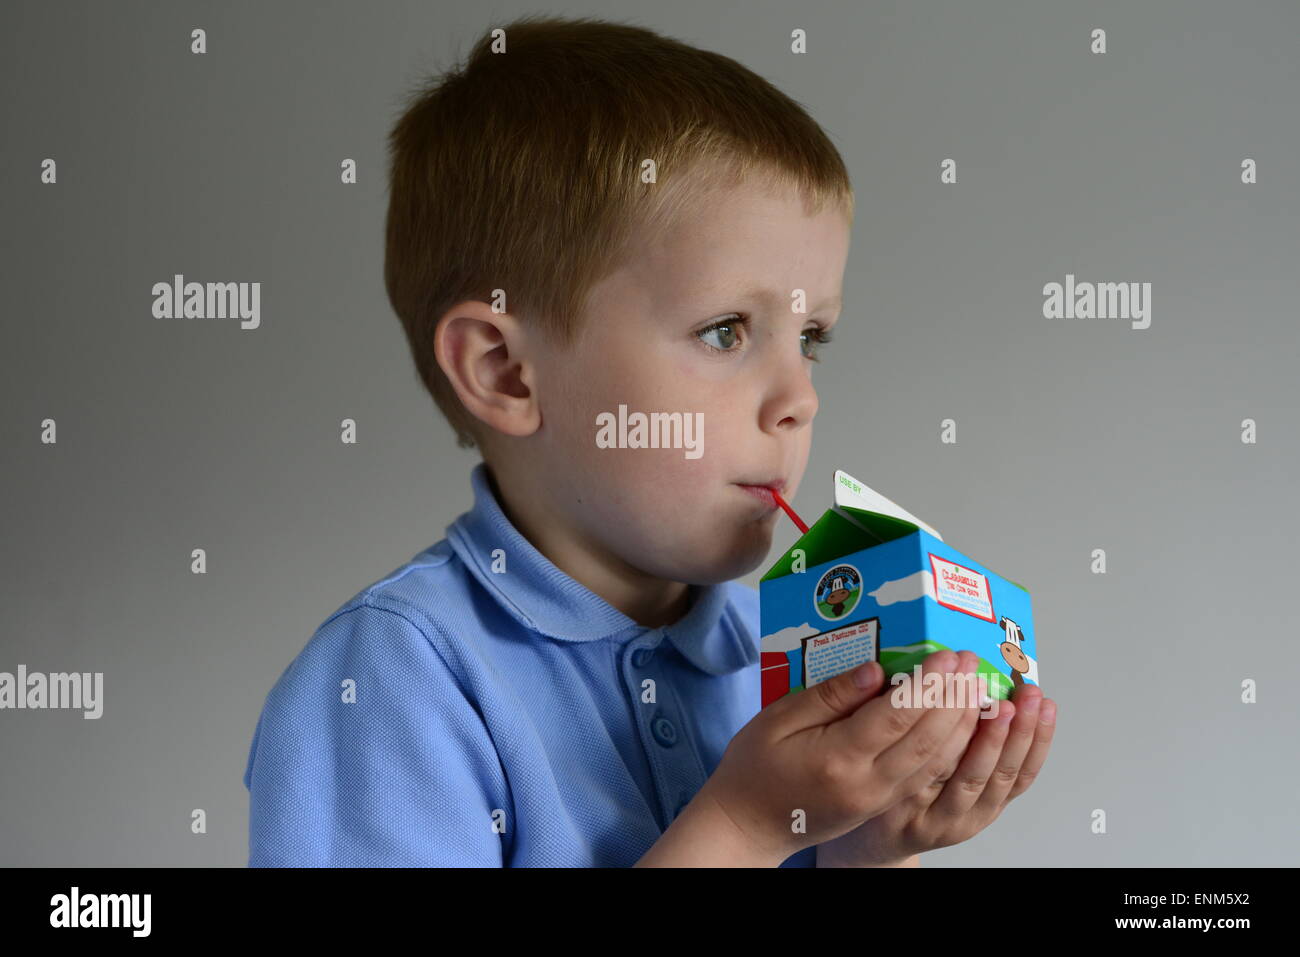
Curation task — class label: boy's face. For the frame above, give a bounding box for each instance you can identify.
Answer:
[525,179,851,585]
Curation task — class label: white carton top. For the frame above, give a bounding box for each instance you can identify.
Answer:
[832,468,943,542]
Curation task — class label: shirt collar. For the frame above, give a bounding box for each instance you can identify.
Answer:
[445,462,752,675]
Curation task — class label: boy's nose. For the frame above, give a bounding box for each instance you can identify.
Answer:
[764,366,819,432]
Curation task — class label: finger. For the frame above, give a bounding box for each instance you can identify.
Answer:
[871,650,978,785]
[896,656,984,798]
[1007,698,1056,801]
[826,649,957,765]
[971,685,1043,815]
[931,696,1015,818]
[772,658,888,736]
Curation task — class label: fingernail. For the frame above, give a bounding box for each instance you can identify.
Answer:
[1040,701,1056,725]
[1022,696,1041,716]
[852,661,879,689]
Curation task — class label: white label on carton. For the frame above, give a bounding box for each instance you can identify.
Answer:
[833,469,942,541]
[802,618,879,688]
[928,554,995,622]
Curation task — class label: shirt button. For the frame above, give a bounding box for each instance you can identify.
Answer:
[651,716,677,747]
[632,647,654,668]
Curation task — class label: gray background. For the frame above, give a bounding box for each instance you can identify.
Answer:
[2,0,1297,866]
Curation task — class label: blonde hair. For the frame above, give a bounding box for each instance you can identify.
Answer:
[384,14,855,448]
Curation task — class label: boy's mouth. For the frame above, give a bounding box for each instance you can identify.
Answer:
[734,480,786,509]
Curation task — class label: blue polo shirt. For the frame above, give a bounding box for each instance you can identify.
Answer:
[245,462,816,867]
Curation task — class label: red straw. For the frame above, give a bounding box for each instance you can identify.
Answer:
[771,489,809,534]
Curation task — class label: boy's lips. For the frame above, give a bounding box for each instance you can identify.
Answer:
[734,479,787,509]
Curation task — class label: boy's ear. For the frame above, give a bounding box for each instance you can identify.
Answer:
[434,299,541,439]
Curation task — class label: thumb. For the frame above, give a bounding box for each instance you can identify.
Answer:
[776,660,885,733]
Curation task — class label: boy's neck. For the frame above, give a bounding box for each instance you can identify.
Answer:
[481,459,694,629]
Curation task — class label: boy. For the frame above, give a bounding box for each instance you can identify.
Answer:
[244,15,1055,867]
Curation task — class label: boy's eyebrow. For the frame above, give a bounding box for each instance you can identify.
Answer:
[721,285,842,313]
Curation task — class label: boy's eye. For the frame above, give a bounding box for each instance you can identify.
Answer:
[697,317,743,352]
[801,325,834,362]
[695,314,834,361]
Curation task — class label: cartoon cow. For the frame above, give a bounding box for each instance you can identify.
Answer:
[998,616,1030,688]
[824,576,852,616]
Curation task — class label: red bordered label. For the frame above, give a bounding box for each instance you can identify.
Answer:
[928,554,995,622]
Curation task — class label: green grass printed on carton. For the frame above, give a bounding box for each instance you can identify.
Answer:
[787,640,1015,701]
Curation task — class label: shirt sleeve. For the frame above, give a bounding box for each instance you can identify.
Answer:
[245,599,510,866]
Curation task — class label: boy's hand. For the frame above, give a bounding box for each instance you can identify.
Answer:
[816,656,1057,867]
[698,648,976,865]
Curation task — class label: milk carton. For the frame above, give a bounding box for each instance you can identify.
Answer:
[759,469,1038,708]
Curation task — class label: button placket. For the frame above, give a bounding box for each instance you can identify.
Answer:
[624,629,700,830]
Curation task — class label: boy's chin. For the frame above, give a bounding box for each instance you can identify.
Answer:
[677,520,778,583]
